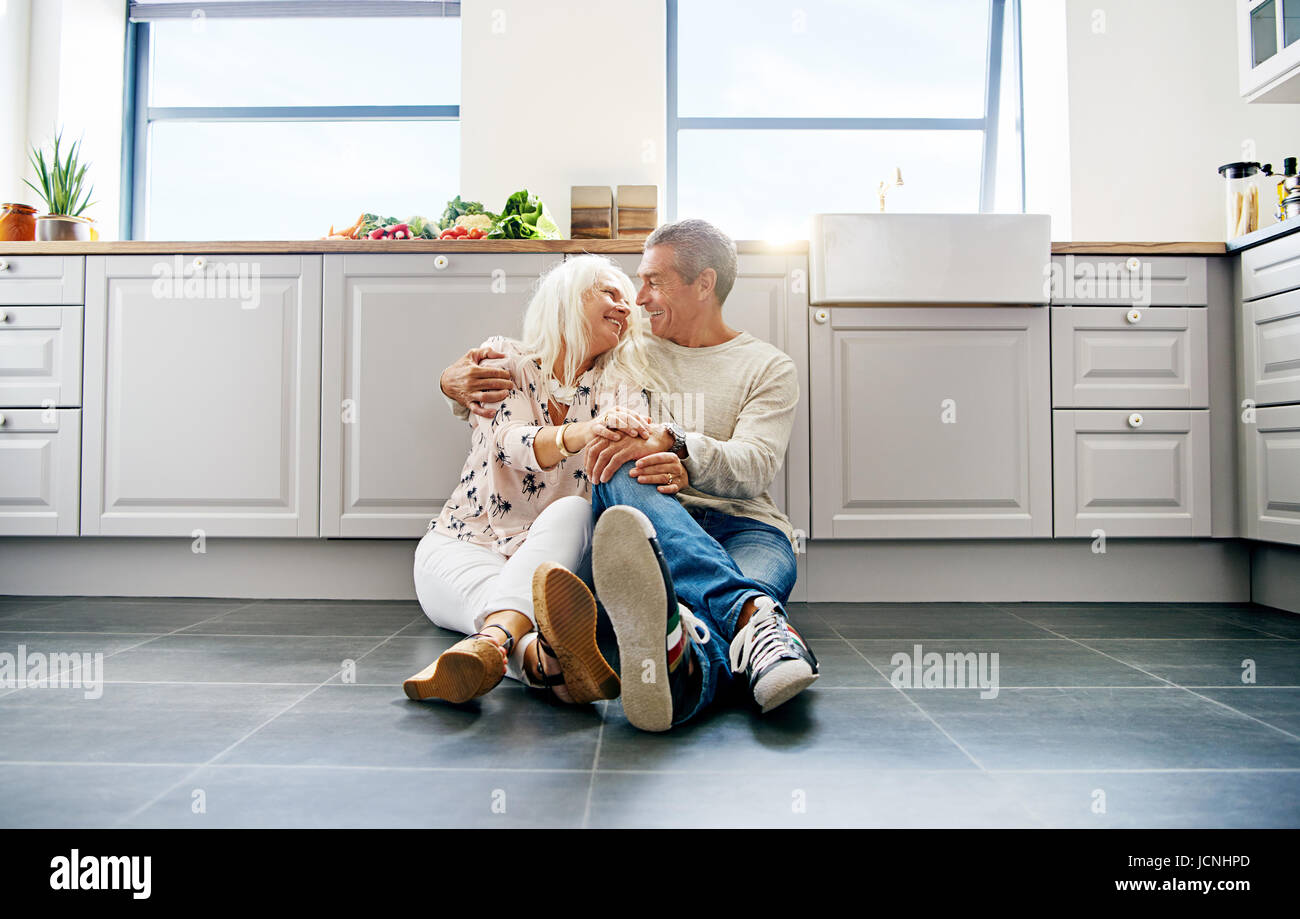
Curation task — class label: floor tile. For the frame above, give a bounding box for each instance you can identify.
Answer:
[988,770,1300,828]
[177,601,422,637]
[1177,604,1300,640]
[126,765,591,828]
[100,634,386,684]
[214,684,604,771]
[815,605,1057,639]
[1196,688,1300,737]
[587,769,1041,828]
[0,764,194,828]
[0,682,309,764]
[0,597,249,634]
[1082,639,1300,687]
[849,639,1165,688]
[992,605,1270,639]
[905,687,1300,770]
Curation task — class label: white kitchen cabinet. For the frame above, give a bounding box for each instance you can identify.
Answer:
[1239,0,1300,102]
[605,252,810,537]
[1241,403,1300,545]
[0,255,83,305]
[0,408,81,536]
[81,255,322,537]
[808,306,1052,538]
[320,253,562,537]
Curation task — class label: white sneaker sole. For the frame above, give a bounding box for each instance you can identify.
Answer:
[593,507,674,733]
[753,660,819,714]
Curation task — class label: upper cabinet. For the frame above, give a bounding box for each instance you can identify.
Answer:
[1239,0,1300,102]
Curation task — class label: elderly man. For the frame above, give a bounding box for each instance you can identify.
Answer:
[438,219,818,731]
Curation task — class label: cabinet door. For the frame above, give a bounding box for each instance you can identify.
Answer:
[0,306,83,407]
[82,255,322,537]
[1053,410,1211,537]
[1241,286,1300,406]
[809,306,1052,538]
[604,253,809,534]
[1242,402,1300,546]
[0,408,80,536]
[1051,306,1208,408]
[321,253,561,537]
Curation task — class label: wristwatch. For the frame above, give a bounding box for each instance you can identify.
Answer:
[666,422,688,459]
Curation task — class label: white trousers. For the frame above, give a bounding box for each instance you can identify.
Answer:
[412,495,594,685]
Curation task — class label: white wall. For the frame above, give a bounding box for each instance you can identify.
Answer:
[459,0,665,237]
[1064,0,1300,241]
[0,0,33,205]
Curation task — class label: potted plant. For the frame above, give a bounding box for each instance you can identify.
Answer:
[24,130,96,241]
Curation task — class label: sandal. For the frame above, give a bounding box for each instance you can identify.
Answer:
[403,624,514,703]
[530,563,620,704]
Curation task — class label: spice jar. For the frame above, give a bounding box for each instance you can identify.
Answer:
[0,203,37,242]
[1218,162,1263,239]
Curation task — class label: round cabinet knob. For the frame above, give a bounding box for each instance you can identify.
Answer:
[1127,412,1144,428]
[192,256,207,271]
[1127,309,1142,324]
[433,255,449,271]
[813,309,829,324]
[0,259,9,271]
[1126,257,1141,273]
[0,413,6,426]
[0,311,8,323]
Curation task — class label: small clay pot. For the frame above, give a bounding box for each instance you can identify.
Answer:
[0,203,37,241]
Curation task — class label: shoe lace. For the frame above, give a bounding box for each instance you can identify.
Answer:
[728,597,792,675]
[677,604,711,646]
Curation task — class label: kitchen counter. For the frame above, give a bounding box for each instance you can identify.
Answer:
[0,239,1227,255]
[1223,217,1300,252]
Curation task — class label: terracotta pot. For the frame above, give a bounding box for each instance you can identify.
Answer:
[35,215,93,241]
[0,203,37,241]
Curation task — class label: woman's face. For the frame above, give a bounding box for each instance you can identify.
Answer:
[582,272,632,358]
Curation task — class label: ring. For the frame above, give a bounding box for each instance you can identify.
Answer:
[667,474,675,485]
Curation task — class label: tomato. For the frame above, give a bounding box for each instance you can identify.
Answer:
[467,228,483,239]
[439,229,457,239]
[452,226,468,237]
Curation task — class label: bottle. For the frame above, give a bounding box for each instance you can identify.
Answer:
[1279,157,1298,220]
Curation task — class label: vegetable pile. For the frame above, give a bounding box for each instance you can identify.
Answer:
[323,189,562,241]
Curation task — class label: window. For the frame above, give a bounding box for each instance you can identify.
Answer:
[667,0,1025,239]
[123,1,460,239]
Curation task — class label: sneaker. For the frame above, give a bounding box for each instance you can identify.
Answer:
[728,596,819,713]
[593,506,710,732]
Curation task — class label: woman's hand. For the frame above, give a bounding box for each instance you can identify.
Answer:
[629,451,689,495]
[586,407,654,444]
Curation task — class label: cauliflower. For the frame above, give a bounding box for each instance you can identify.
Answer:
[454,213,494,232]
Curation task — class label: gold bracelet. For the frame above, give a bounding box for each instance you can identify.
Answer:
[555,423,577,459]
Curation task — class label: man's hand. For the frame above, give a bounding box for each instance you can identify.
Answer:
[441,346,512,419]
[629,451,689,495]
[586,425,675,484]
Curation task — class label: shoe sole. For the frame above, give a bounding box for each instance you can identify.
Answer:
[593,507,673,732]
[532,563,620,704]
[403,641,501,703]
[754,662,819,714]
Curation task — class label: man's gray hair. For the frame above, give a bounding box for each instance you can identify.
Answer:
[644,218,739,307]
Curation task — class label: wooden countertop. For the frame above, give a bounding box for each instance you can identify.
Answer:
[0,239,1229,255]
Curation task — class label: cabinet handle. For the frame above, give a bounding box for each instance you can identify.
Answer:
[0,413,6,426]
[0,311,8,323]
[1126,257,1141,273]
[1127,412,1144,428]
[0,259,8,271]
[192,256,207,271]
[813,309,829,324]
[1126,309,1142,324]
[433,255,449,271]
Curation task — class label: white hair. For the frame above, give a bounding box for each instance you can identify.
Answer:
[518,254,666,400]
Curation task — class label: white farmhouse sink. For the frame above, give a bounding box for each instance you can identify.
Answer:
[809,213,1051,305]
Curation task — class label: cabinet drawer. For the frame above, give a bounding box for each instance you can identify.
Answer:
[1051,306,1208,408]
[0,306,83,407]
[338,252,557,281]
[1242,287,1300,406]
[1241,232,1300,301]
[0,256,84,305]
[0,407,80,535]
[1053,409,1210,537]
[1048,256,1207,306]
[1241,403,1300,547]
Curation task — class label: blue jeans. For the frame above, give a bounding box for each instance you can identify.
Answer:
[591,462,797,724]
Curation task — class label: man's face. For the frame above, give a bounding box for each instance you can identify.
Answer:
[635,244,698,341]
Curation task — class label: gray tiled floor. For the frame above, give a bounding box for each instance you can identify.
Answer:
[1,595,1298,828]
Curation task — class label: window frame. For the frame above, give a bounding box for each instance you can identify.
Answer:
[664,0,1026,222]
[120,4,461,240]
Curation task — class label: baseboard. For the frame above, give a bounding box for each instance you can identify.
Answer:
[0,535,1258,604]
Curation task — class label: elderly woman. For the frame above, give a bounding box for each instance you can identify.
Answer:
[406,255,668,706]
